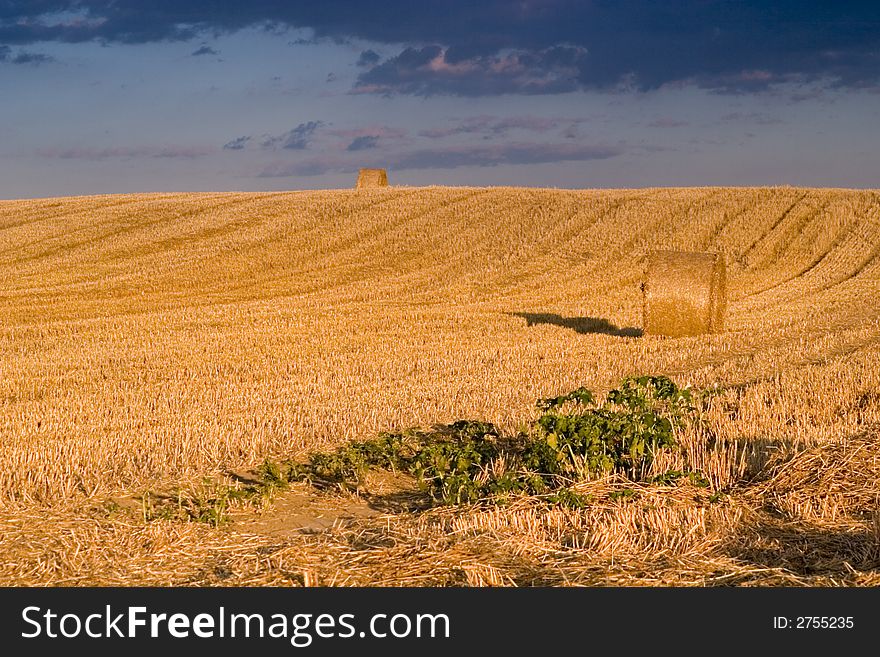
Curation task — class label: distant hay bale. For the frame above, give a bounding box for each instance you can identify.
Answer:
[642,250,726,337]
[356,168,388,189]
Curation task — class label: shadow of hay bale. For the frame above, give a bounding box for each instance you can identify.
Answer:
[512,312,642,337]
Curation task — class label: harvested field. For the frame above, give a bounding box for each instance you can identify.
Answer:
[1,185,879,586]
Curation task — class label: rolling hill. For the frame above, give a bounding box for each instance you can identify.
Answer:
[1,186,878,585]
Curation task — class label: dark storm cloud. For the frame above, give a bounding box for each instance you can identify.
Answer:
[353,45,589,96]
[2,2,880,93]
[258,141,622,177]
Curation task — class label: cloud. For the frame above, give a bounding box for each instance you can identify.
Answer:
[419,115,582,139]
[191,44,218,56]
[327,125,407,141]
[258,141,623,177]
[222,136,251,150]
[353,45,590,96]
[356,49,380,67]
[0,45,52,65]
[230,123,407,157]
[261,121,324,150]
[223,122,325,151]
[289,34,351,47]
[346,135,380,151]
[2,3,879,94]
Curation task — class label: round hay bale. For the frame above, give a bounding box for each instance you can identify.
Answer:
[356,168,388,189]
[642,250,726,337]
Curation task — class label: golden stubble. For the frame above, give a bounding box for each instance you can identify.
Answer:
[0,186,879,585]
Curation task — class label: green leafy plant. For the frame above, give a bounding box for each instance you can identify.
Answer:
[524,375,695,485]
[608,488,637,501]
[141,479,249,527]
[547,488,592,508]
[288,420,501,504]
[650,469,710,487]
[284,375,703,507]
[139,376,708,525]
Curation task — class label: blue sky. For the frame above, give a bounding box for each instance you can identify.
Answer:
[2,1,879,198]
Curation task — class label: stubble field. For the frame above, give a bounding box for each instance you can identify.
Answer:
[1,185,879,585]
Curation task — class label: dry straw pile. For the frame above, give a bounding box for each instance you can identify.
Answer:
[753,432,880,522]
[642,250,726,337]
[356,168,388,189]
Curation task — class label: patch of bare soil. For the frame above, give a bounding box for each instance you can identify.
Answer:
[229,469,427,538]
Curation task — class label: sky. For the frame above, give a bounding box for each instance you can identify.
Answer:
[1,1,879,198]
